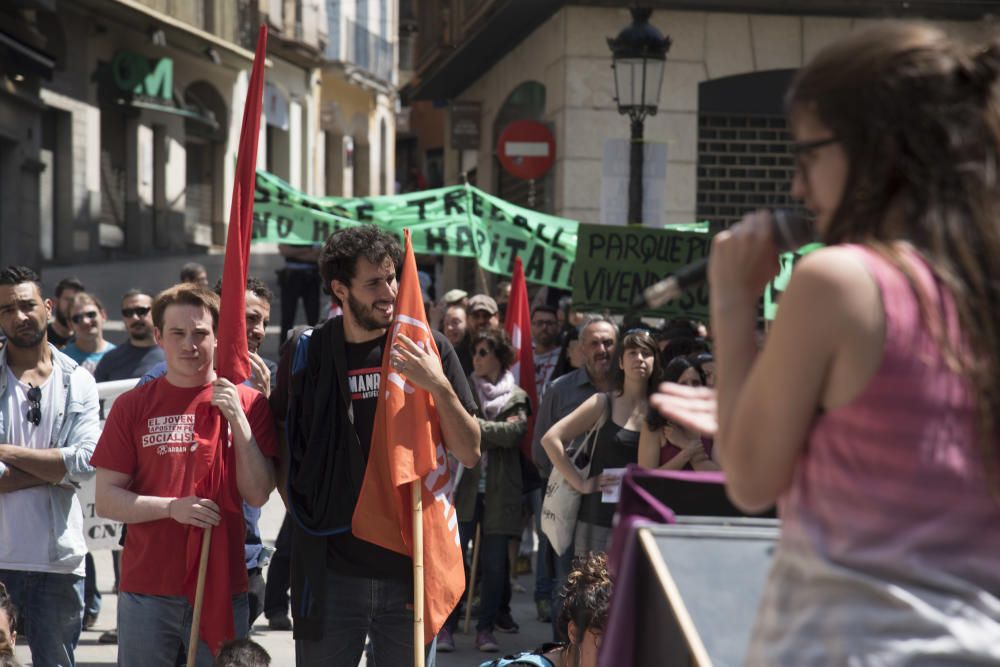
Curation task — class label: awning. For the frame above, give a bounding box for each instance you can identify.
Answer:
[0,29,55,80]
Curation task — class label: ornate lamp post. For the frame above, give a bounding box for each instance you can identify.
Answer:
[608,8,671,225]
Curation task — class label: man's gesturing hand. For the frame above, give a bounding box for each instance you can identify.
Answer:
[390,333,446,393]
[168,496,221,528]
[247,352,271,397]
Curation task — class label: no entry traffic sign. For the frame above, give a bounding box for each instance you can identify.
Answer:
[496,120,556,180]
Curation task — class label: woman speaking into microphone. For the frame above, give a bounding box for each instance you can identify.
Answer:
[652,22,1000,663]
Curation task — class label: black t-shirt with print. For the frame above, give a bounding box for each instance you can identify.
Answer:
[327,331,478,580]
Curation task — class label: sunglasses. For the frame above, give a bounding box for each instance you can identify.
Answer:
[475,348,492,358]
[26,384,41,426]
[121,306,151,319]
[71,311,99,324]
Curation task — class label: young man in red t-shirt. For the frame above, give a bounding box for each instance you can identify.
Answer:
[91,283,278,666]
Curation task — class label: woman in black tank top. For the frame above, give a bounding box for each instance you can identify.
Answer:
[541,330,664,555]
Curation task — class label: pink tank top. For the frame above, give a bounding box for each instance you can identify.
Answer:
[747,245,1000,664]
[780,244,1000,588]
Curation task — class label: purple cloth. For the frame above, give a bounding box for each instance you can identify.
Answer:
[599,466,728,667]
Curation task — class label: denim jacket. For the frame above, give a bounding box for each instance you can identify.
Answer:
[0,344,101,565]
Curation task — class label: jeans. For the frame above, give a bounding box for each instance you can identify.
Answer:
[550,537,575,642]
[84,553,101,618]
[263,513,291,619]
[444,518,478,632]
[531,487,553,603]
[574,520,612,557]
[117,592,249,667]
[295,569,436,667]
[0,568,84,667]
[247,568,265,628]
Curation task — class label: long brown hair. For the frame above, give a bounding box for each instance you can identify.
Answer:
[787,22,1000,488]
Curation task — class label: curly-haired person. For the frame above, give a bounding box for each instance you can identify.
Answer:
[0,581,17,654]
[478,551,611,667]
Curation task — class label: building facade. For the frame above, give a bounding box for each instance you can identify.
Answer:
[0,0,398,271]
[406,1,997,230]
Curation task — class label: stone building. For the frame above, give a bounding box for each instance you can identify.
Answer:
[0,0,399,271]
[406,1,997,229]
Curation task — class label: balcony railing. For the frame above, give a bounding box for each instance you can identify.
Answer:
[344,18,394,84]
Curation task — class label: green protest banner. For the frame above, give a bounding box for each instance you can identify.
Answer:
[251,170,577,290]
[572,223,711,320]
[763,242,824,321]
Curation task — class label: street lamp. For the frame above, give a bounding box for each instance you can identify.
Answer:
[608,8,671,225]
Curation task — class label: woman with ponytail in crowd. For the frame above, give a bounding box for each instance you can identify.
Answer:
[652,23,1000,662]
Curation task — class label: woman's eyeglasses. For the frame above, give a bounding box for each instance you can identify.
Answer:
[71,311,99,324]
[121,306,151,319]
[26,384,41,426]
[791,136,839,178]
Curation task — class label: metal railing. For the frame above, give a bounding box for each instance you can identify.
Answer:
[344,18,395,83]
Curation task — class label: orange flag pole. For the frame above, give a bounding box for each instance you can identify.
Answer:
[186,527,213,667]
[412,481,425,667]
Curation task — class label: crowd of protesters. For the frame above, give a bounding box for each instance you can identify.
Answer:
[0,229,718,667]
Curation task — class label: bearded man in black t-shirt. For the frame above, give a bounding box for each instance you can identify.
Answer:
[275,226,481,666]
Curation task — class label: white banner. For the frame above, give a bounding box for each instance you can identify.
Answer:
[80,475,123,552]
[79,378,139,551]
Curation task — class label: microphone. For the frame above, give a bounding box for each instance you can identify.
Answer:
[635,210,815,309]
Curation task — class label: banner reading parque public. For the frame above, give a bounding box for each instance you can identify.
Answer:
[252,170,577,290]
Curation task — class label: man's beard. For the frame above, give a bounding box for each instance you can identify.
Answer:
[129,324,152,342]
[347,292,389,332]
[55,310,69,327]
[4,324,46,348]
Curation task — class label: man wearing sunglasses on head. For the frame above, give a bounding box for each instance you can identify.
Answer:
[93,290,165,384]
[0,265,101,667]
[63,293,115,375]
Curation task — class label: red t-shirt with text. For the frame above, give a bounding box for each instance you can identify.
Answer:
[91,377,278,597]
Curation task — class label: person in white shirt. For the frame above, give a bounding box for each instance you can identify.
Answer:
[0,265,100,667]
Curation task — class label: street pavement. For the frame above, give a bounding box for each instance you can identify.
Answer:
[13,488,553,666]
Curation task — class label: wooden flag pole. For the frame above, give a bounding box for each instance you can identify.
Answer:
[463,523,482,634]
[186,526,213,667]
[412,481,425,667]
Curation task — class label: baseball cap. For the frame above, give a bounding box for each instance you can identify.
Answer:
[467,294,498,315]
[442,289,468,305]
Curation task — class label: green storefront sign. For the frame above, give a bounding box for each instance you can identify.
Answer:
[112,51,173,100]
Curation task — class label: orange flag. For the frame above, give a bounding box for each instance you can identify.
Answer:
[351,229,465,644]
[504,256,538,461]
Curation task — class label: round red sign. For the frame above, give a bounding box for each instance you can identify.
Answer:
[496,120,556,180]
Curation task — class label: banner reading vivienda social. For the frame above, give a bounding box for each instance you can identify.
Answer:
[763,242,824,321]
[252,170,577,289]
[572,222,711,320]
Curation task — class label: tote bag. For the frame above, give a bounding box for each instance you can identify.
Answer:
[540,394,609,555]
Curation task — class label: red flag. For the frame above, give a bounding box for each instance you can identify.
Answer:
[216,25,267,385]
[352,229,465,643]
[184,24,268,656]
[504,256,538,460]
